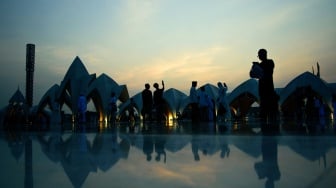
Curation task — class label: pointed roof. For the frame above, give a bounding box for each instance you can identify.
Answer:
[165,134,191,153]
[87,73,129,114]
[9,88,25,104]
[119,92,142,115]
[57,57,96,112]
[228,79,259,103]
[38,84,60,111]
[63,56,89,80]
[163,88,188,114]
[279,71,332,108]
[88,73,122,98]
[58,57,92,96]
[198,83,219,101]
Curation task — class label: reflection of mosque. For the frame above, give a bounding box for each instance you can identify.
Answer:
[1,123,336,187]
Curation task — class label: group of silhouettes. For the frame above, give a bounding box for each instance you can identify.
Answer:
[189,81,231,123]
[141,80,165,122]
[78,49,280,128]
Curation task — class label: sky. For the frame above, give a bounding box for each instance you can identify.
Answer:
[0,0,335,108]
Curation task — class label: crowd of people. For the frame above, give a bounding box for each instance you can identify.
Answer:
[75,49,280,126]
[188,81,231,123]
[74,48,336,131]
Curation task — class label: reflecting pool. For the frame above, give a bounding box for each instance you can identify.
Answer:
[0,121,336,188]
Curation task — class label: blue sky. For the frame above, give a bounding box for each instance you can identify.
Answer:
[0,0,335,107]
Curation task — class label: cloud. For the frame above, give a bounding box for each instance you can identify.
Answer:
[111,46,240,95]
[117,0,159,33]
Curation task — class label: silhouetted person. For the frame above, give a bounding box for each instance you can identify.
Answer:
[109,92,118,125]
[305,88,316,123]
[217,82,231,122]
[128,98,136,122]
[189,81,199,122]
[77,92,87,124]
[198,86,209,122]
[153,80,165,122]
[295,91,305,128]
[333,95,336,131]
[316,96,326,131]
[141,83,153,122]
[251,49,278,128]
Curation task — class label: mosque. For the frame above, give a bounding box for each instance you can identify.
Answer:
[1,55,336,130]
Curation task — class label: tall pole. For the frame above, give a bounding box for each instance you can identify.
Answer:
[25,44,35,187]
[26,44,35,108]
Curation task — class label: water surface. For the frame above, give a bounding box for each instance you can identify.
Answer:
[0,121,335,188]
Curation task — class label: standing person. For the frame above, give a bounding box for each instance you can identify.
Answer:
[128,98,136,122]
[332,95,336,131]
[207,96,215,122]
[217,82,229,121]
[316,97,326,130]
[251,49,279,128]
[222,83,231,121]
[77,92,87,124]
[198,86,209,122]
[153,80,165,122]
[189,81,199,122]
[109,92,118,125]
[217,82,231,122]
[141,83,153,122]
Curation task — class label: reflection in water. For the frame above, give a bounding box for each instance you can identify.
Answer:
[255,136,280,188]
[62,131,96,187]
[25,135,33,188]
[154,125,168,163]
[0,120,335,187]
[142,133,154,162]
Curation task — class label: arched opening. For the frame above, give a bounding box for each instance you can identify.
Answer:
[230,92,259,119]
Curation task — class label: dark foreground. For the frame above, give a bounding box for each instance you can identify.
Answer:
[0,120,335,188]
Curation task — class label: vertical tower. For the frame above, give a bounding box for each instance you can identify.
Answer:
[26,44,35,108]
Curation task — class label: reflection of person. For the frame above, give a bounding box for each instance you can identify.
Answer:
[191,135,201,161]
[155,139,166,163]
[141,83,153,122]
[254,137,281,188]
[77,93,87,123]
[143,134,154,162]
[219,136,230,159]
[189,81,199,122]
[252,49,278,127]
[154,132,167,163]
[153,80,165,122]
